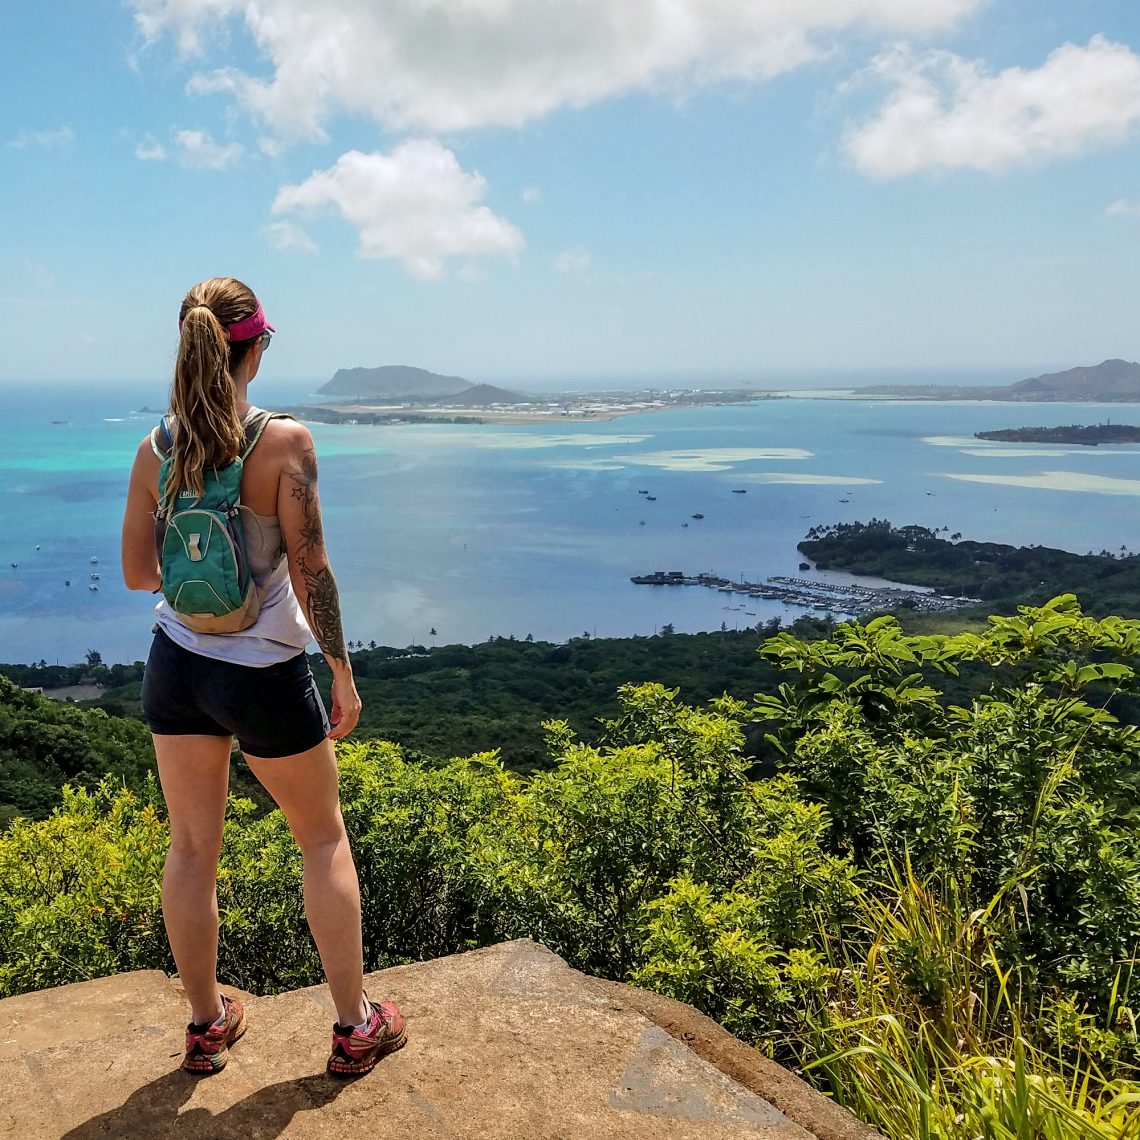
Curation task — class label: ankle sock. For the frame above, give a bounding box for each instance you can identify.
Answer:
[352,1003,375,1034]
[190,1003,228,1034]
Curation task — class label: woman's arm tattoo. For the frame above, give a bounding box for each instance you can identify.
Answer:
[296,557,348,663]
[285,447,347,663]
[287,448,325,549]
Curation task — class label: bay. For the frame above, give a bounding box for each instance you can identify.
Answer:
[1,380,1138,665]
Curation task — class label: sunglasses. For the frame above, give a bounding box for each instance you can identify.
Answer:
[257,330,273,351]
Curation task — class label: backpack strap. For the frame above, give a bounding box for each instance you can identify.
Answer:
[150,415,175,460]
[151,411,294,463]
[240,410,294,459]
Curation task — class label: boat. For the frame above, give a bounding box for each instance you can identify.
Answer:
[90,556,99,564]
[638,490,649,495]
[691,513,704,520]
[89,584,99,591]
[838,498,850,503]
[646,496,656,501]
[731,489,747,494]
[90,573,100,581]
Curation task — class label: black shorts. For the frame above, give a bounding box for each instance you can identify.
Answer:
[142,627,331,758]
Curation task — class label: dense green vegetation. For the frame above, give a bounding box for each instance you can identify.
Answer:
[3,627,794,781]
[5,601,1138,824]
[2,596,1139,1137]
[316,628,795,769]
[0,676,154,828]
[801,519,1140,615]
[976,424,1140,445]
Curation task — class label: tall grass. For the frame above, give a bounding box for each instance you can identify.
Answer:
[801,857,1140,1139]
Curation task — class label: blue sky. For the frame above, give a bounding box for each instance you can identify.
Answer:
[3,0,1140,387]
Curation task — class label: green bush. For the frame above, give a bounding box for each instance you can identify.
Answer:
[756,597,1140,1007]
[0,779,169,995]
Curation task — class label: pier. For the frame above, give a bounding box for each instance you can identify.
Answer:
[630,569,979,615]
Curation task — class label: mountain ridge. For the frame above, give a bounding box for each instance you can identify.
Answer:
[857,358,1140,401]
[319,364,472,398]
[317,365,522,405]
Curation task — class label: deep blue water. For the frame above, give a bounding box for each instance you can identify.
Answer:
[2,381,1138,664]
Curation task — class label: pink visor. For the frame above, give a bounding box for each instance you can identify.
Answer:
[178,302,275,341]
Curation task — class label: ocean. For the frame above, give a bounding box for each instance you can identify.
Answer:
[2,380,1138,665]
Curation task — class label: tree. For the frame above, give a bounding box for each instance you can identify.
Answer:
[84,650,102,669]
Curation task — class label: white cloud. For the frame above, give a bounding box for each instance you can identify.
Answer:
[9,126,74,149]
[132,0,244,55]
[522,185,542,205]
[1107,198,1140,218]
[553,247,591,276]
[271,140,524,281]
[267,220,318,254]
[846,36,1140,178]
[174,128,243,169]
[128,0,985,137]
[135,135,167,161]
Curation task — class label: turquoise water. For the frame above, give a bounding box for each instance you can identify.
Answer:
[2,381,1138,664]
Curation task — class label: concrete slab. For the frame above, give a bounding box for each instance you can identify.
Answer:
[0,939,881,1140]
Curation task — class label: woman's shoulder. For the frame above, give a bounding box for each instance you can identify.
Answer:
[250,410,312,440]
[251,409,314,460]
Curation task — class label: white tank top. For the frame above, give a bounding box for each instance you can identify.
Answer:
[153,413,315,666]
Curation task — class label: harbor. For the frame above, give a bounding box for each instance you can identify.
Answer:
[630,569,979,616]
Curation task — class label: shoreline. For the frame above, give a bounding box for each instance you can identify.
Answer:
[290,391,1140,426]
[291,395,768,426]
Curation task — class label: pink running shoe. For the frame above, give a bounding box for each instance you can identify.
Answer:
[181,994,246,1074]
[327,996,407,1076]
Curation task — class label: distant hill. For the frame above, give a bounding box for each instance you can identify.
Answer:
[425,383,523,406]
[318,366,524,406]
[858,359,1140,402]
[319,365,473,399]
[1007,359,1140,400]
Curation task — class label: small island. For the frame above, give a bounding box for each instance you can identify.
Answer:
[975,423,1140,445]
[290,363,766,425]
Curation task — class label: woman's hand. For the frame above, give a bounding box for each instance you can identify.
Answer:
[328,662,362,740]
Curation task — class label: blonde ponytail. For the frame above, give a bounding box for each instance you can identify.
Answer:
[166,278,261,505]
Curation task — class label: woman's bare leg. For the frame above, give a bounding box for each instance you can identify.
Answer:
[153,734,233,1025]
[244,738,368,1027]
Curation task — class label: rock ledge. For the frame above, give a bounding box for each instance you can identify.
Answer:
[0,939,880,1139]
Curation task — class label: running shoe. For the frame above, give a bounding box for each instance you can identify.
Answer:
[327,996,407,1076]
[181,994,247,1074]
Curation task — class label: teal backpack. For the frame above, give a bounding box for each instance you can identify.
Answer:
[151,410,282,634]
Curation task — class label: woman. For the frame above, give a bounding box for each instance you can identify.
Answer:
[121,277,405,1076]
